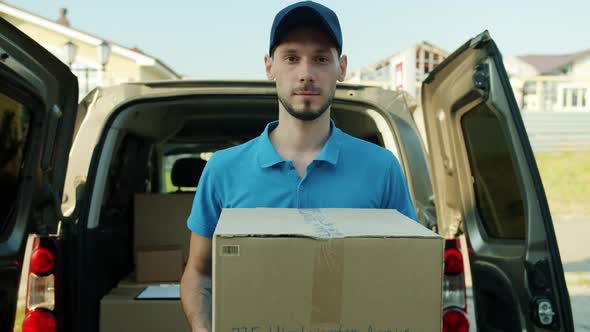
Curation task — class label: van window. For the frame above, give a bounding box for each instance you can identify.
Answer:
[163,152,212,193]
[0,91,31,234]
[461,103,525,240]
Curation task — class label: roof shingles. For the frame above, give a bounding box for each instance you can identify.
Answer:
[519,48,590,74]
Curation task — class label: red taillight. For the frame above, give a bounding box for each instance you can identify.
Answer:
[443,308,470,332]
[24,236,57,328]
[444,248,463,275]
[30,248,54,275]
[22,309,56,332]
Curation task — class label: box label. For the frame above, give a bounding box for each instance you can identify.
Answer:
[221,245,240,256]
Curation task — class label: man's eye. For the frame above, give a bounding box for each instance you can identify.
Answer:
[317,57,329,63]
[286,56,298,62]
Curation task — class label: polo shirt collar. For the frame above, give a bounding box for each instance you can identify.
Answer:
[257,119,342,168]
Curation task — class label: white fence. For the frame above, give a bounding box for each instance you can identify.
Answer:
[522,111,590,153]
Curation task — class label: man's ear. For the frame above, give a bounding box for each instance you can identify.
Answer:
[264,54,274,80]
[337,54,348,82]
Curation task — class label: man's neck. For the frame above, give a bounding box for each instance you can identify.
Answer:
[269,109,332,161]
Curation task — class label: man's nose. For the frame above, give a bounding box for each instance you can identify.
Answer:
[298,60,316,83]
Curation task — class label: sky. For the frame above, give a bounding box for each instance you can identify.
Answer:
[6,0,590,79]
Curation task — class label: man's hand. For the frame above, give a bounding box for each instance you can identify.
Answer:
[181,232,212,332]
[192,323,210,332]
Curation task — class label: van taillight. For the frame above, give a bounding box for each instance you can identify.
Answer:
[444,248,463,275]
[22,236,57,331]
[442,238,469,332]
[30,248,54,275]
[22,309,56,332]
[443,308,470,332]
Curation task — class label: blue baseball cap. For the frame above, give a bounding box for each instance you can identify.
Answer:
[269,1,343,56]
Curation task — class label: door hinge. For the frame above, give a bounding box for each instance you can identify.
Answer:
[473,63,490,100]
[44,182,85,225]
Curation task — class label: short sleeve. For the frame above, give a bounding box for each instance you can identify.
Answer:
[381,155,419,223]
[186,155,223,238]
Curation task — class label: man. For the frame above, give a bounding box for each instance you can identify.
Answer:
[180,2,418,331]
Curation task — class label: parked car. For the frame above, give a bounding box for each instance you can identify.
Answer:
[0,16,574,332]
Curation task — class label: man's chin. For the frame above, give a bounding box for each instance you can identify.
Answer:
[278,94,332,122]
[288,110,323,122]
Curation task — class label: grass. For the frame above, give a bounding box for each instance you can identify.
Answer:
[164,170,174,192]
[14,304,24,331]
[535,152,590,216]
[564,272,590,287]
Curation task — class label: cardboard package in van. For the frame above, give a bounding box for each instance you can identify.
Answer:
[99,285,191,332]
[135,246,183,283]
[134,193,193,263]
[100,275,212,332]
[213,208,444,332]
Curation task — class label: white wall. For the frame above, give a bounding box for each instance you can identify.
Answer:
[571,55,590,77]
[504,56,541,109]
[504,56,539,79]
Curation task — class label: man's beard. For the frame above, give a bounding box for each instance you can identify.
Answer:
[278,91,334,122]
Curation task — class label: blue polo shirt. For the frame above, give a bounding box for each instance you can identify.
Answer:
[187,120,419,238]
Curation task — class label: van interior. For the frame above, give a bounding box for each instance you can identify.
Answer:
[72,96,401,331]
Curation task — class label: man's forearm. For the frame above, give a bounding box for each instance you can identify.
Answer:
[180,267,212,331]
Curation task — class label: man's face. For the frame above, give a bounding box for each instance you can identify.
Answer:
[265,26,348,122]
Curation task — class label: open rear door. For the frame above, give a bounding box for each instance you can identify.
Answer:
[0,17,78,331]
[421,31,574,331]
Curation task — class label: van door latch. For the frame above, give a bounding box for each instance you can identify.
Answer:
[535,298,555,326]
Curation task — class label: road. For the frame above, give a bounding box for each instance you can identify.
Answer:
[552,216,589,332]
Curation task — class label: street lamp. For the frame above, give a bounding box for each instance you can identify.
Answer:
[64,40,78,67]
[98,41,111,70]
[63,40,112,94]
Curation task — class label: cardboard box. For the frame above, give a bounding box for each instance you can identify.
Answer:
[99,285,191,332]
[135,246,183,283]
[213,208,444,332]
[134,193,193,263]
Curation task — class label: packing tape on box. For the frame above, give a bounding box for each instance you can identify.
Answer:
[299,209,344,325]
